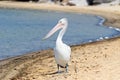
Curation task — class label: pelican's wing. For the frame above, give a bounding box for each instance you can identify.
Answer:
[67,45,71,56]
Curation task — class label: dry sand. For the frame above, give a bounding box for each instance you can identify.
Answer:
[0,1,120,80]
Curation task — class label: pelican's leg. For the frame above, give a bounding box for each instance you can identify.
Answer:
[65,63,68,73]
[57,64,60,73]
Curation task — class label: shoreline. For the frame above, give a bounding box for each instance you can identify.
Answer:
[0,1,120,28]
[0,1,120,80]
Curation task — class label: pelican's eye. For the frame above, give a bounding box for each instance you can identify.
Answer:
[59,21,65,26]
[59,21,62,23]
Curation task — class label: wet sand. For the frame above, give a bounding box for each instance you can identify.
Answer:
[0,1,120,80]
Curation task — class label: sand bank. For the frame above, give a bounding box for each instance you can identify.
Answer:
[0,1,120,80]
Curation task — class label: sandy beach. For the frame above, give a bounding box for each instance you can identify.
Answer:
[0,1,120,80]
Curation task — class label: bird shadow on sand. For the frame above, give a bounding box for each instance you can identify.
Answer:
[45,71,64,75]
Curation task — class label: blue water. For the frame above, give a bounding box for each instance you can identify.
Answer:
[0,8,120,60]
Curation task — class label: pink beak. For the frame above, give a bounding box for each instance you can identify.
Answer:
[43,23,63,40]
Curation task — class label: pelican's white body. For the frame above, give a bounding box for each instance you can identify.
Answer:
[54,41,71,67]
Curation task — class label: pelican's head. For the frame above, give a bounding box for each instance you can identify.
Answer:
[43,18,68,40]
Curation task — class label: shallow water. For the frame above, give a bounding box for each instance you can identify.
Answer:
[0,8,120,60]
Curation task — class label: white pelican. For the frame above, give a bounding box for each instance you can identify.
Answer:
[43,18,71,73]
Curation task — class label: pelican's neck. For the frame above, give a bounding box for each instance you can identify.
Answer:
[56,25,67,45]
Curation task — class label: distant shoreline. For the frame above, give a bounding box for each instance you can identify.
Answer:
[0,1,120,80]
[0,1,120,28]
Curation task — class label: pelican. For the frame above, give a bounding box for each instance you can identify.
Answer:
[43,18,71,73]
